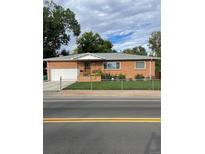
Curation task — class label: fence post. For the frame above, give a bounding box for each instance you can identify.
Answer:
[90,75,92,90]
[91,81,93,90]
[152,79,154,90]
[59,76,62,91]
[121,79,124,90]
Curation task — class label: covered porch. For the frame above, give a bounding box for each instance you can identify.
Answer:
[77,60,103,82]
[73,53,105,82]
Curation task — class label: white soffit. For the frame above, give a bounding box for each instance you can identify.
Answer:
[77,55,102,60]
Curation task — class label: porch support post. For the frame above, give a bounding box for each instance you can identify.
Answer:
[47,61,50,81]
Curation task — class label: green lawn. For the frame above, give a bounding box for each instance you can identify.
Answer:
[64,80,161,90]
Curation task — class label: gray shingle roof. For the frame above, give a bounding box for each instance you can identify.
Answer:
[43,52,160,61]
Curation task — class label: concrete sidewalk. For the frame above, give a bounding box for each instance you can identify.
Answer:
[43,81,75,91]
[44,90,160,97]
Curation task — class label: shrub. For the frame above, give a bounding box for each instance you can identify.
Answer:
[129,78,133,81]
[113,74,118,80]
[95,70,102,76]
[101,73,120,80]
[101,73,112,80]
[135,74,144,80]
[118,73,126,80]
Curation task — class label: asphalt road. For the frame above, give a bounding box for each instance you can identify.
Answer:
[44,97,160,118]
[44,96,161,154]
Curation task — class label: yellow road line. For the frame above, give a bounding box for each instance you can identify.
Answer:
[43,118,161,123]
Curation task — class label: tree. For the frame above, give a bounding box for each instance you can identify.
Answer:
[61,49,69,56]
[133,46,147,55]
[123,46,147,56]
[148,31,161,57]
[43,1,80,58]
[72,48,78,54]
[122,48,133,54]
[111,49,118,53]
[148,31,161,71]
[76,31,114,54]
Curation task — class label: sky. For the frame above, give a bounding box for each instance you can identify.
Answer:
[53,0,161,53]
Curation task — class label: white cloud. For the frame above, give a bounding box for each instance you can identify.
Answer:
[53,0,161,52]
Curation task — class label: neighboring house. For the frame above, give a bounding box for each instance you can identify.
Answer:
[44,52,160,82]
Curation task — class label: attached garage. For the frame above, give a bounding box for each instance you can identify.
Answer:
[50,69,78,81]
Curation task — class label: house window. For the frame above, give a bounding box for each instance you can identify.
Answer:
[136,61,145,69]
[104,62,120,70]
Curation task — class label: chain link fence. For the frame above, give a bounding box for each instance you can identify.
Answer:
[66,79,161,90]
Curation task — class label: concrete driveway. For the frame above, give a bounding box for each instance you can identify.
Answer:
[43,81,75,91]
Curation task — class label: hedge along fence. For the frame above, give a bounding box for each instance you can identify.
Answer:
[89,70,150,81]
[101,73,148,80]
[101,73,157,81]
[101,73,126,80]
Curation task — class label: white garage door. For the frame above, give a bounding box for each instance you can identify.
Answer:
[51,69,78,81]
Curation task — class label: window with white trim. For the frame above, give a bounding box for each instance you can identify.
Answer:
[136,61,145,69]
[104,62,120,69]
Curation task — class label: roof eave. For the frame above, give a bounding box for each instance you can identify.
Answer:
[71,52,105,60]
[43,59,76,62]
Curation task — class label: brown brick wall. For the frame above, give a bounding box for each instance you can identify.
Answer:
[102,61,155,79]
[78,75,101,82]
[47,60,155,81]
[77,62,84,71]
[77,60,155,79]
[90,62,102,71]
[48,61,77,68]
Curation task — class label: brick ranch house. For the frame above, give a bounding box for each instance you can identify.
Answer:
[44,52,160,82]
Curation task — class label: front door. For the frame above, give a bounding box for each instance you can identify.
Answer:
[84,62,90,73]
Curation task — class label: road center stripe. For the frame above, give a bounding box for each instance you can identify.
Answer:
[43,118,161,123]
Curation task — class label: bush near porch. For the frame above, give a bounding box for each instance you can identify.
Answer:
[64,80,161,90]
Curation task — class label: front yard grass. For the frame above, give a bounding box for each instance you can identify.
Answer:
[64,80,161,90]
